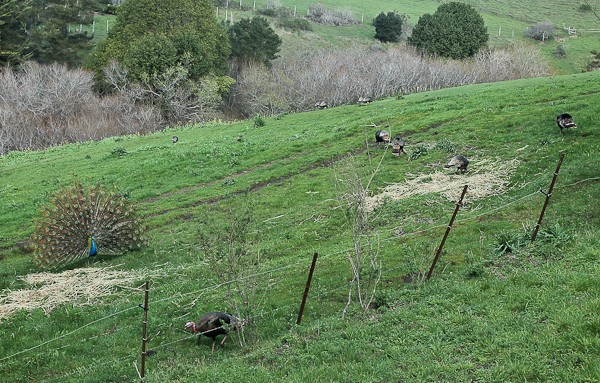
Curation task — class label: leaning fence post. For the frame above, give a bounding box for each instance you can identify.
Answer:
[427,185,468,280]
[297,252,319,325]
[531,153,565,242]
[140,281,150,383]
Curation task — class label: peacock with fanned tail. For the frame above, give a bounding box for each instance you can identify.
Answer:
[32,183,144,268]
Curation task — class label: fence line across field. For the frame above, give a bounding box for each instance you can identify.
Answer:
[4,171,598,373]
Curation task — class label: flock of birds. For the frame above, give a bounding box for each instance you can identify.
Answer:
[373,112,578,174]
[184,113,578,352]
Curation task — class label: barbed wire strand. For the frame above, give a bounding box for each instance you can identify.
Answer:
[4,175,599,368]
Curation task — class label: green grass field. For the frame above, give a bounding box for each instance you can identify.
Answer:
[1,70,599,382]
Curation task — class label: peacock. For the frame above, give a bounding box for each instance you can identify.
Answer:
[32,183,144,269]
[185,312,244,353]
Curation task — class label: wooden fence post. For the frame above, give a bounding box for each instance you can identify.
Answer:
[427,185,468,280]
[140,281,150,383]
[531,153,565,242]
[297,252,319,325]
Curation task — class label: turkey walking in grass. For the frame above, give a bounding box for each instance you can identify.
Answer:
[185,312,244,353]
[556,113,577,133]
[391,137,406,156]
[444,155,469,173]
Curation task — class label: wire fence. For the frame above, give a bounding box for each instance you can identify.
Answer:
[1,173,598,382]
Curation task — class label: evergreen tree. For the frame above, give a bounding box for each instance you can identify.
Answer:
[408,2,488,59]
[228,16,282,67]
[0,0,31,66]
[373,12,404,43]
[91,0,230,81]
[0,0,95,67]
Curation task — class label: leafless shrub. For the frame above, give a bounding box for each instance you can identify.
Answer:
[307,4,359,26]
[334,154,384,315]
[525,22,555,41]
[0,62,163,154]
[229,44,548,117]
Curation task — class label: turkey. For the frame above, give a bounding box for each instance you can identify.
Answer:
[391,137,406,156]
[556,113,577,132]
[185,312,244,353]
[444,155,469,173]
[375,130,391,144]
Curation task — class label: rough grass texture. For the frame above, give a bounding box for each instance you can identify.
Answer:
[0,267,149,322]
[366,158,520,212]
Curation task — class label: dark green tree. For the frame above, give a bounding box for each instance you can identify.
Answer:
[408,2,488,59]
[91,0,230,81]
[228,16,282,67]
[0,0,31,66]
[373,11,404,43]
[1,0,95,67]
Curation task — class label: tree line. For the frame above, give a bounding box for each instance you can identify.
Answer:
[0,0,549,154]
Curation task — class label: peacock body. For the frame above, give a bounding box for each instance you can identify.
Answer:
[32,183,144,268]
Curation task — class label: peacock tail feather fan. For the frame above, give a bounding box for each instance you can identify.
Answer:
[32,183,145,269]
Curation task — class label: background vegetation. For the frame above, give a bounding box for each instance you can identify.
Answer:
[1,70,599,382]
[0,2,599,380]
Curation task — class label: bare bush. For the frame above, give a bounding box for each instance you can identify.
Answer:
[229,44,549,117]
[0,62,163,154]
[334,155,383,315]
[306,4,359,26]
[525,22,555,41]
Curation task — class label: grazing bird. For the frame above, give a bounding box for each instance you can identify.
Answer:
[444,155,469,173]
[391,137,406,156]
[172,136,179,143]
[185,312,244,353]
[314,101,329,109]
[357,96,372,105]
[375,130,391,144]
[556,113,577,132]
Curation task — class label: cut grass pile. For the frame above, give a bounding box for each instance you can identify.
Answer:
[0,266,153,321]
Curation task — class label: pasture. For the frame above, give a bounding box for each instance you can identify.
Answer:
[0,71,599,382]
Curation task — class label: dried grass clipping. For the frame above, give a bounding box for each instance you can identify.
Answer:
[365,158,519,212]
[0,266,148,322]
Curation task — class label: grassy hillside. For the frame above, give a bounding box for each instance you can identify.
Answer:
[1,71,599,382]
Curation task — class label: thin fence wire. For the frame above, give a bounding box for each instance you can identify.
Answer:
[3,174,598,375]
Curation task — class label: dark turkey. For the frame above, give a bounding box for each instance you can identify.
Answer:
[556,113,576,132]
[185,312,243,352]
[391,137,406,156]
[444,155,469,173]
[375,130,391,144]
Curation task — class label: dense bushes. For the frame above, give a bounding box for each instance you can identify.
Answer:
[408,2,488,59]
[0,62,162,154]
[306,4,358,26]
[373,12,405,43]
[228,44,548,117]
[525,22,555,41]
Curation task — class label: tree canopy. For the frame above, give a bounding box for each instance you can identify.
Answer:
[373,12,404,43]
[228,16,282,67]
[408,2,488,60]
[0,0,95,67]
[90,0,230,81]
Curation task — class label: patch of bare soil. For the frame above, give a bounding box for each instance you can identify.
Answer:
[0,266,152,322]
[365,158,520,212]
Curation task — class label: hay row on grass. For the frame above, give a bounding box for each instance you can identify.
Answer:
[365,158,520,212]
[0,266,149,322]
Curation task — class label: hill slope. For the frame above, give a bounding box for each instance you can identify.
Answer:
[0,72,599,382]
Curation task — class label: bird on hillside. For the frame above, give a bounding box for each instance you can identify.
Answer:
[172,136,179,143]
[391,137,406,156]
[185,312,244,353]
[556,113,577,133]
[444,155,469,173]
[32,183,144,269]
[375,129,391,144]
